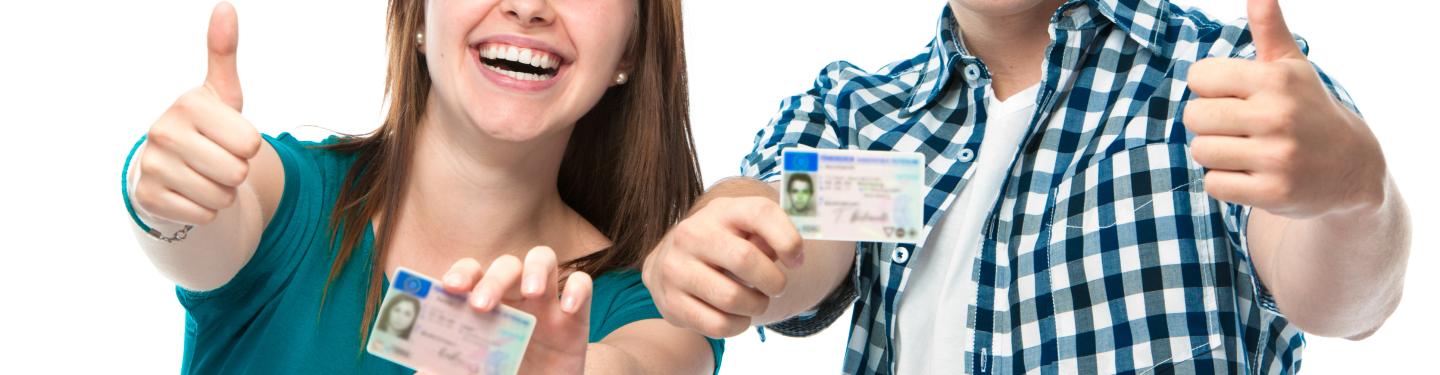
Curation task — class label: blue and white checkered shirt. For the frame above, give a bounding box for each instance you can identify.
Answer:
[741,0,1360,373]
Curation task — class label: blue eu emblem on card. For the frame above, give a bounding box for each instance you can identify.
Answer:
[393,269,431,298]
[783,150,819,172]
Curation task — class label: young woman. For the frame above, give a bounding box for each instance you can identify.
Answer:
[121,1,717,373]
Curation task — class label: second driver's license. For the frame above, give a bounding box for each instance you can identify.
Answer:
[781,148,925,243]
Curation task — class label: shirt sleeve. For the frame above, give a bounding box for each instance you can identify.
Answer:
[740,62,858,182]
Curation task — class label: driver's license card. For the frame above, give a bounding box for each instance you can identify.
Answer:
[366,267,536,375]
[781,148,925,243]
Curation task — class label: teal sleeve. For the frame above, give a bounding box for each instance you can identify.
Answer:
[590,270,724,374]
[173,134,320,317]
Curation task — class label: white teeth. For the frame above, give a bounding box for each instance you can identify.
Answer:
[480,44,560,68]
[478,43,562,81]
[483,63,554,82]
[518,49,533,65]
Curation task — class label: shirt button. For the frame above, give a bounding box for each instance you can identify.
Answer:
[963,64,982,83]
[958,148,975,162]
[891,247,910,263]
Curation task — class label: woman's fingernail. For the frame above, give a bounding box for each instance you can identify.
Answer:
[472,295,491,310]
[562,296,578,313]
[444,273,463,288]
[523,277,540,295]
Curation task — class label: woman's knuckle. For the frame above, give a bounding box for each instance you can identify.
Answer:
[196,209,218,224]
[226,162,250,186]
[147,127,177,149]
[219,188,238,207]
[138,153,163,176]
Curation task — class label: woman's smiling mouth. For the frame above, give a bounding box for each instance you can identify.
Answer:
[475,41,564,83]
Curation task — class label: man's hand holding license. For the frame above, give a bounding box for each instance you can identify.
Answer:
[643,195,806,338]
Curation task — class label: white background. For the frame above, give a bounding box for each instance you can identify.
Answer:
[1,0,1435,373]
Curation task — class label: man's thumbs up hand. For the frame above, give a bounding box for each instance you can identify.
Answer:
[1183,0,1386,219]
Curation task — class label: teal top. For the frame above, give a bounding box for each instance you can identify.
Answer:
[126,134,722,374]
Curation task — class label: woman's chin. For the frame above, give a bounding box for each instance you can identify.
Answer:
[472,121,568,144]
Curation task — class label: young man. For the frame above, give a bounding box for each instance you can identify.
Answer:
[644,0,1411,373]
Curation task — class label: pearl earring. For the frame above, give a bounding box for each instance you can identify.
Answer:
[614,72,629,85]
[415,32,424,47]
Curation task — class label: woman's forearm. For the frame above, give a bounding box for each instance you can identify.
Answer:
[128,140,285,291]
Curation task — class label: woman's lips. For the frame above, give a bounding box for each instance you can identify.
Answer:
[471,39,569,91]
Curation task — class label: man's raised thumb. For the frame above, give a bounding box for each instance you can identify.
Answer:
[205,2,243,111]
[1247,0,1304,62]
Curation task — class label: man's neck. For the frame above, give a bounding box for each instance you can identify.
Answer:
[949,1,1062,100]
[388,98,603,270]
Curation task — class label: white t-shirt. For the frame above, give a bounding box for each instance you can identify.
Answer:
[894,84,1039,374]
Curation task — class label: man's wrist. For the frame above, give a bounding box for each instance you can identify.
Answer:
[1315,174,1394,226]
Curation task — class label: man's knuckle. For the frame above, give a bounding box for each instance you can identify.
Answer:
[673,221,702,245]
[702,318,731,338]
[1268,143,1298,169]
[689,309,717,334]
[723,319,749,337]
[1263,64,1294,87]
[659,258,687,285]
[713,285,743,308]
[745,197,774,216]
[706,197,735,213]
[1256,111,1288,133]
[728,245,757,268]
[1272,103,1300,128]
[1262,181,1291,204]
[782,235,804,254]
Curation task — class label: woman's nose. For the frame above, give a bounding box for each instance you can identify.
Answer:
[500,0,555,27]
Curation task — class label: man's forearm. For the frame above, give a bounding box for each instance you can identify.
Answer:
[1250,175,1411,339]
[699,177,856,325]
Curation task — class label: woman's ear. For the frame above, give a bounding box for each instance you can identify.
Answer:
[611,47,635,86]
[612,9,640,87]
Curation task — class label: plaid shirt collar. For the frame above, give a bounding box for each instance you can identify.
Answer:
[906,0,1173,115]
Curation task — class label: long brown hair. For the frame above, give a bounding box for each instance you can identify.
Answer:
[322,0,701,340]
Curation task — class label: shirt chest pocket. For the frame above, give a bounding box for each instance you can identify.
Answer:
[1038,140,1227,372]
